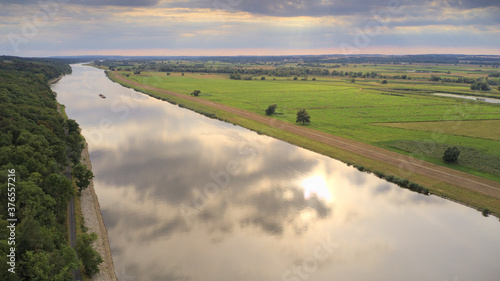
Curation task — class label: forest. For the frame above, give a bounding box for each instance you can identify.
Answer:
[0,57,98,280]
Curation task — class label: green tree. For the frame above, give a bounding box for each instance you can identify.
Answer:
[66,119,79,133]
[381,80,387,84]
[261,76,266,80]
[72,163,94,193]
[443,147,460,163]
[265,104,277,116]
[191,90,201,96]
[77,232,103,277]
[471,79,490,91]
[296,109,311,125]
[229,73,241,80]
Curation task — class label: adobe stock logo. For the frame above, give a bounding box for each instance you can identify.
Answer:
[7,0,69,54]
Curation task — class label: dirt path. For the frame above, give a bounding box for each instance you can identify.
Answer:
[112,72,500,199]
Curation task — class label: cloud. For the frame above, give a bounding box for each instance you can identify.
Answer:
[2,0,160,7]
[0,0,499,56]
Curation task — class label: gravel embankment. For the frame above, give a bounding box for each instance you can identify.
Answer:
[81,143,117,281]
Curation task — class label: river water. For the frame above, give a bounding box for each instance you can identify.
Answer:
[53,65,500,281]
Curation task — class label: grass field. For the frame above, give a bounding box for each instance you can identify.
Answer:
[103,66,500,216]
[118,68,500,182]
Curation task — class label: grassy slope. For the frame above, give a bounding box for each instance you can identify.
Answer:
[105,70,500,216]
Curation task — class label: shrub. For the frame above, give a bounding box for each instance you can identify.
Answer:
[381,80,387,84]
[265,104,278,116]
[443,147,460,163]
[482,208,490,217]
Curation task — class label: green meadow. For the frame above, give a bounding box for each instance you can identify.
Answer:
[116,66,500,182]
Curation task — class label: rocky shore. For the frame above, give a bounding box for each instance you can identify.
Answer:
[80,142,117,281]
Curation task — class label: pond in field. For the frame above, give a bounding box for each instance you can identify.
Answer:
[433,93,500,104]
[53,65,500,281]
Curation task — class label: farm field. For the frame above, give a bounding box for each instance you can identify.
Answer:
[115,66,500,182]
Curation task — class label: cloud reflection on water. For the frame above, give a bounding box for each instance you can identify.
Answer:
[53,65,500,281]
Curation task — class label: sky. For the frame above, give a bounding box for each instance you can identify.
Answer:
[1,0,499,57]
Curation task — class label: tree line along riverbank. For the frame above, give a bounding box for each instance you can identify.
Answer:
[0,57,114,280]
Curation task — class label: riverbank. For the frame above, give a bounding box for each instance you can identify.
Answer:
[80,141,117,281]
[48,74,64,85]
[105,69,500,217]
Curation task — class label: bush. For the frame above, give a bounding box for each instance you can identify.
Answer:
[443,147,460,163]
[381,80,387,84]
[265,104,277,116]
[293,77,298,80]
[312,78,316,81]
[482,208,490,217]
[261,76,266,80]
[470,79,490,91]
[77,232,103,277]
[230,73,241,80]
[355,165,365,172]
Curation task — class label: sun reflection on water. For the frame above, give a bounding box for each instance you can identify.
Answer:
[301,175,331,201]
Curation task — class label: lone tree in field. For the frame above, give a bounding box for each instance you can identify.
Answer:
[296,109,311,125]
[265,104,277,116]
[443,147,460,163]
[191,90,201,96]
[381,80,388,84]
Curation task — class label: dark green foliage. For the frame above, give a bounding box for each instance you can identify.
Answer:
[72,163,94,193]
[296,109,311,125]
[293,77,298,80]
[381,80,387,84]
[261,76,265,80]
[0,58,81,280]
[470,79,490,91]
[229,73,241,80]
[443,147,460,163]
[354,165,365,171]
[265,104,277,116]
[191,90,201,96]
[482,208,490,217]
[351,78,355,83]
[77,232,103,277]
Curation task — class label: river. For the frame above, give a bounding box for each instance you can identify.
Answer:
[53,64,500,281]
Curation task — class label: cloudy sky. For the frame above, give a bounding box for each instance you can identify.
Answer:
[1,0,499,57]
